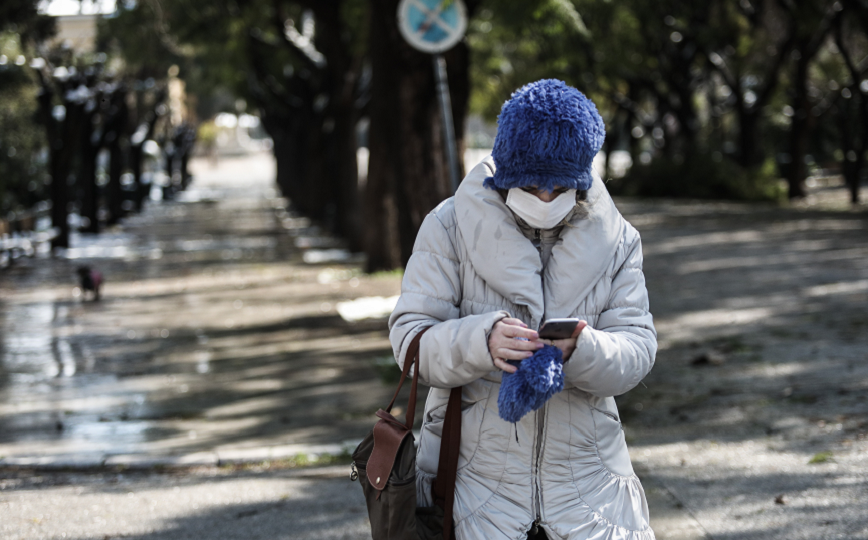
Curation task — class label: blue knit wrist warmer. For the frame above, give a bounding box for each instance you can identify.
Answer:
[498,345,565,423]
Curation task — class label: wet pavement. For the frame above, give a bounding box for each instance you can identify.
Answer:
[0,153,401,468]
[1,154,867,539]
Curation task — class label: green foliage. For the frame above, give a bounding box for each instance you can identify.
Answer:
[808,451,834,464]
[369,267,404,279]
[218,449,353,471]
[0,64,47,215]
[611,153,785,202]
[0,25,49,215]
[96,1,187,80]
[0,2,54,215]
[467,0,868,201]
[99,0,370,121]
[372,355,401,384]
[0,0,55,43]
[468,1,591,122]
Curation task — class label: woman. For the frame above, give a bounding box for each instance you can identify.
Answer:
[389,79,656,540]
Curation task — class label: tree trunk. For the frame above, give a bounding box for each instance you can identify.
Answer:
[38,80,85,250]
[838,94,859,204]
[627,84,641,169]
[364,9,403,272]
[833,16,865,204]
[261,109,314,214]
[312,2,362,251]
[272,135,297,208]
[366,0,472,270]
[129,144,145,211]
[102,88,129,225]
[263,119,296,201]
[737,105,762,169]
[79,104,102,234]
[299,124,334,223]
[106,135,125,225]
[855,85,867,205]
[786,49,811,199]
[322,92,361,249]
[49,120,76,249]
[847,87,866,205]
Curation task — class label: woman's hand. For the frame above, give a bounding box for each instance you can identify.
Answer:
[549,320,587,361]
[488,318,543,374]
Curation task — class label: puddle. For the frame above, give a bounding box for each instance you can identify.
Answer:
[63,231,164,260]
[0,295,156,451]
[2,303,63,378]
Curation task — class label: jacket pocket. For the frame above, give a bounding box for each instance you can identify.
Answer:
[590,407,635,477]
[457,379,491,471]
[417,380,491,475]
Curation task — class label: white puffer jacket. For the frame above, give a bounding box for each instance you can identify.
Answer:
[389,156,657,540]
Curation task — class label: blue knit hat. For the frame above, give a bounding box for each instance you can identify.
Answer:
[486,79,605,192]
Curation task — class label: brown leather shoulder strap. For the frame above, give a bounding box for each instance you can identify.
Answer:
[385,326,430,425]
[433,386,462,540]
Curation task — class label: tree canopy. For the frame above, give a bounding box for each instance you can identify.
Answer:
[3,0,867,265]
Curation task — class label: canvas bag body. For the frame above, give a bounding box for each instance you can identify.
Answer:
[353,432,430,540]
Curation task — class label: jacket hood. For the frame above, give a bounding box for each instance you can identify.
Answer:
[454,155,625,328]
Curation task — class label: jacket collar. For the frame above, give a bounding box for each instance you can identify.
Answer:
[454,156,625,328]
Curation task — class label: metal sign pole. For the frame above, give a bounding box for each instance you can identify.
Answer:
[433,55,461,194]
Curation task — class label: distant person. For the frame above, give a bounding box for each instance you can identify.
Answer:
[390,79,657,539]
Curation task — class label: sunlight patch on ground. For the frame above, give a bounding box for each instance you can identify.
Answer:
[656,306,774,342]
[336,295,399,322]
[803,279,868,297]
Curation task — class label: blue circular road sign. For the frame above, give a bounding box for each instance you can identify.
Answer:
[397,0,468,54]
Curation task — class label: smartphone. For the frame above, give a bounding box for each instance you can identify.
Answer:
[538,318,580,340]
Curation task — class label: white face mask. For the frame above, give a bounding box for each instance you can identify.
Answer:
[505,188,577,229]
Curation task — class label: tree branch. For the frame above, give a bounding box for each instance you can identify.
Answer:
[271,0,326,71]
[835,16,868,93]
[753,31,794,110]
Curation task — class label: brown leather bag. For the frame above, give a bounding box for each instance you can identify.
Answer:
[351,327,462,540]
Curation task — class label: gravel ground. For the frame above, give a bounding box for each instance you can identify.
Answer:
[0,466,370,540]
[0,463,711,540]
[616,194,868,540]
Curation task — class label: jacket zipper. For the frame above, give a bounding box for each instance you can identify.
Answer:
[532,233,544,531]
[532,393,547,526]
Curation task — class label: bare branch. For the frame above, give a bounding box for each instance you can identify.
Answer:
[270,0,325,71]
[283,16,326,68]
[835,16,868,91]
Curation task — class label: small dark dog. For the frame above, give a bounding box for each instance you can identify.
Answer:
[76,266,103,301]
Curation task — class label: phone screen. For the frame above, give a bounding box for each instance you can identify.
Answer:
[538,318,579,340]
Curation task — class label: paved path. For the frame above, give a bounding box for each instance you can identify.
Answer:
[0,153,396,468]
[1,153,866,539]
